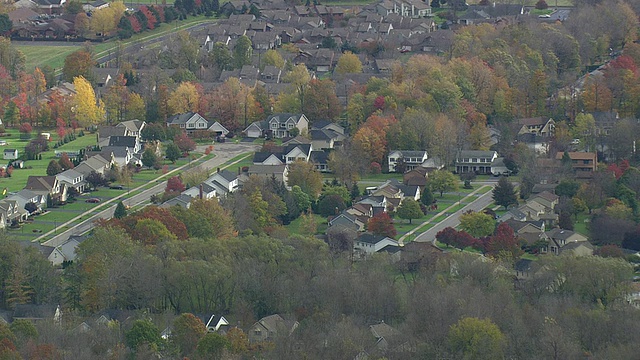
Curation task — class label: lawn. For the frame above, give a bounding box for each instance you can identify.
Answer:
[573,213,590,237]
[286,213,327,235]
[17,15,214,71]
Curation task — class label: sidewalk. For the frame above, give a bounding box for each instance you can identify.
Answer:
[398,185,491,245]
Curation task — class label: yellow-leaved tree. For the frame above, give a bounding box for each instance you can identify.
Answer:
[73,76,105,127]
[168,82,200,115]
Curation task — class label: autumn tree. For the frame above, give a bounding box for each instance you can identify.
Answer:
[63,50,94,82]
[125,319,163,351]
[448,317,505,360]
[196,333,230,359]
[304,79,342,121]
[487,222,522,260]
[492,177,518,209]
[335,51,362,74]
[168,82,200,115]
[262,49,285,69]
[430,170,459,197]
[46,160,63,176]
[58,152,74,170]
[278,64,311,113]
[367,212,396,238]
[166,176,186,194]
[172,313,206,356]
[396,198,423,224]
[174,132,196,153]
[287,160,323,198]
[73,76,105,127]
[459,211,495,238]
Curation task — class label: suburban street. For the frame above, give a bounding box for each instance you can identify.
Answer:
[414,180,498,244]
[39,142,258,247]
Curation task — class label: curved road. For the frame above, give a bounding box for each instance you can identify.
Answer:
[39,142,258,248]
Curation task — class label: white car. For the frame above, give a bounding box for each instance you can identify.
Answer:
[0,140,6,146]
[571,139,580,145]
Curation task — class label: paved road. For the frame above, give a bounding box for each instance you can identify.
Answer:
[40,142,258,247]
[414,182,497,244]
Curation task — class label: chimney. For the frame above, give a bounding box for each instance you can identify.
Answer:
[238,167,241,175]
[217,167,220,173]
[199,184,204,199]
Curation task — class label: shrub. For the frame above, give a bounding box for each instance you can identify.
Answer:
[535,0,548,9]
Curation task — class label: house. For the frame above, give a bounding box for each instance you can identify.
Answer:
[183,183,218,200]
[545,228,592,256]
[369,321,410,353]
[108,135,142,154]
[354,233,400,256]
[161,194,194,209]
[12,160,24,169]
[204,314,230,333]
[528,191,559,211]
[206,169,240,196]
[247,314,299,343]
[246,164,289,184]
[490,157,510,176]
[328,211,366,231]
[208,121,229,137]
[555,152,597,176]
[0,199,23,225]
[516,117,555,137]
[75,154,112,176]
[56,169,86,194]
[116,119,146,139]
[167,112,210,134]
[42,234,88,266]
[82,0,109,11]
[13,304,61,323]
[309,129,337,150]
[399,241,444,272]
[455,150,498,174]
[403,167,428,187]
[3,149,18,160]
[244,113,309,139]
[11,189,45,214]
[310,150,330,172]
[25,176,67,203]
[387,150,428,173]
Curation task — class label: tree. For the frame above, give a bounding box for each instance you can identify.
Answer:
[367,212,396,237]
[172,313,206,356]
[165,142,181,163]
[46,160,63,176]
[430,170,458,197]
[125,319,163,351]
[448,317,505,360]
[196,333,229,359]
[166,176,186,193]
[335,51,362,74]
[459,211,495,238]
[86,171,106,190]
[62,50,93,82]
[317,194,346,217]
[291,185,311,214]
[558,211,574,230]
[492,177,518,210]
[73,76,105,127]
[487,222,522,259]
[142,147,159,169]
[233,35,252,69]
[287,160,323,198]
[535,0,548,10]
[262,49,285,69]
[0,14,12,35]
[396,198,423,224]
[174,132,196,154]
[168,82,199,115]
[420,184,434,206]
[58,152,74,170]
[114,201,127,219]
[555,180,580,198]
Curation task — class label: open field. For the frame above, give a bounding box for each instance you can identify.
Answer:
[17,15,213,71]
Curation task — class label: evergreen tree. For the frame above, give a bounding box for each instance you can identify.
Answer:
[420,184,434,206]
[114,201,127,219]
[396,198,423,224]
[350,182,360,200]
[492,177,518,210]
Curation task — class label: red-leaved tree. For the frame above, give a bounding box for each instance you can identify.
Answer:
[166,176,186,194]
[367,212,397,238]
[174,132,196,153]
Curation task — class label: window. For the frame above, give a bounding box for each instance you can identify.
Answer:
[180,124,185,128]
[288,124,294,128]
[271,123,278,129]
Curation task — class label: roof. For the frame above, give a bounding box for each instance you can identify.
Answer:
[546,228,586,241]
[389,150,428,158]
[167,112,202,125]
[248,164,288,174]
[555,152,596,161]
[370,322,401,341]
[310,150,329,164]
[25,176,57,192]
[117,119,145,132]
[13,304,57,319]
[108,136,136,148]
[458,150,497,158]
[358,233,395,244]
[266,113,306,124]
[213,169,237,183]
[518,117,552,126]
[533,191,559,203]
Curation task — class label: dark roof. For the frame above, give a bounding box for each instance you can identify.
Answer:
[108,136,136,148]
[253,151,276,163]
[215,169,237,182]
[358,233,392,244]
[310,150,329,164]
[167,111,198,125]
[13,304,57,319]
[284,143,312,156]
[378,244,401,254]
[25,176,56,191]
[514,259,533,272]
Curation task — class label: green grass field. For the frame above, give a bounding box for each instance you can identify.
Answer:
[17,15,213,71]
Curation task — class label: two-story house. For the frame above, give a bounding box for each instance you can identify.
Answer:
[116,119,146,139]
[0,199,22,225]
[56,169,86,194]
[516,117,555,137]
[455,150,498,174]
[25,176,68,204]
[354,233,400,256]
[167,112,210,134]
[387,150,429,173]
[206,169,239,196]
[244,113,310,139]
[555,151,597,178]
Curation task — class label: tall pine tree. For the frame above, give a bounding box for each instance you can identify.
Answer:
[492,177,518,210]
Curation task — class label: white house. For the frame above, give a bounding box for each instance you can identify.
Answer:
[387,150,429,173]
[244,113,309,139]
[455,150,498,174]
[3,149,18,160]
[167,112,210,134]
[354,233,400,256]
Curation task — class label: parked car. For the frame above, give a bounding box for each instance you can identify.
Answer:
[109,185,124,190]
[85,198,101,203]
